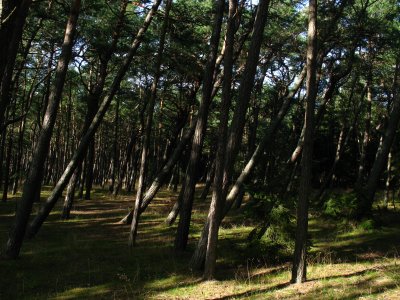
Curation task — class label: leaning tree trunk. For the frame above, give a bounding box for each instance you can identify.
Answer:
[221,0,271,195]
[4,0,81,259]
[61,0,129,215]
[203,0,237,280]
[129,0,172,247]
[383,151,392,209]
[190,66,305,271]
[61,168,80,219]
[291,0,317,284]
[174,0,225,252]
[118,110,198,224]
[25,0,162,239]
[356,58,400,218]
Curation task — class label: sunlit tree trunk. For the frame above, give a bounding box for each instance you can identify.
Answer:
[129,0,172,246]
[384,151,392,209]
[174,0,225,251]
[190,65,306,271]
[4,0,81,259]
[25,0,162,239]
[291,0,317,284]
[203,0,237,280]
[61,0,129,217]
[189,8,274,267]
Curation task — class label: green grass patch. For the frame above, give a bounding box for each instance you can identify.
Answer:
[1,188,400,299]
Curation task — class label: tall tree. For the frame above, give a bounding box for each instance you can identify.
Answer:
[4,0,81,259]
[174,0,225,251]
[129,0,172,246]
[26,0,162,239]
[0,0,33,139]
[291,0,317,284]
[356,57,400,217]
[191,0,272,270]
[203,0,237,280]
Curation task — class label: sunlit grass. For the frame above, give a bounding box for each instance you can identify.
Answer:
[1,187,400,299]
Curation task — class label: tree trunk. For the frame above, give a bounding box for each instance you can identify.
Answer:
[118,112,198,225]
[356,59,400,218]
[165,184,185,226]
[355,73,373,188]
[383,151,392,209]
[190,9,276,268]
[200,160,215,202]
[61,168,80,219]
[129,0,172,247]
[109,97,120,193]
[190,65,306,271]
[316,125,352,204]
[2,127,13,202]
[174,0,225,252]
[203,0,237,280]
[114,129,137,196]
[25,0,162,240]
[0,0,32,137]
[291,0,317,284]
[4,0,81,259]
[221,0,270,194]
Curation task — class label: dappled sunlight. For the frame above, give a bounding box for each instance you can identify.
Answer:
[1,188,400,299]
[53,284,112,300]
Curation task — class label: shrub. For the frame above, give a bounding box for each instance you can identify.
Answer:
[323,192,358,218]
[246,203,295,261]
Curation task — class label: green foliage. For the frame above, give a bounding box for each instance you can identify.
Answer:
[323,192,358,219]
[244,194,295,261]
[358,218,378,231]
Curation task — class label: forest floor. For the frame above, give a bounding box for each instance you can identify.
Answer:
[1,186,400,299]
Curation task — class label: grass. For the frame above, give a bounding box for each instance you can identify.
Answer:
[0,186,399,299]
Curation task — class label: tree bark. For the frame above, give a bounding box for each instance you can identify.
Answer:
[203,0,237,280]
[25,0,162,239]
[190,64,306,272]
[61,168,80,219]
[291,0,317,284]
[356,59,400,218]
[355,72,373,189]
[129,0,172,247]
[174,0,225,252]
[118,113,198,224]
[4,0,81,259]
[383,151,392,209]
[0,0,32,137]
